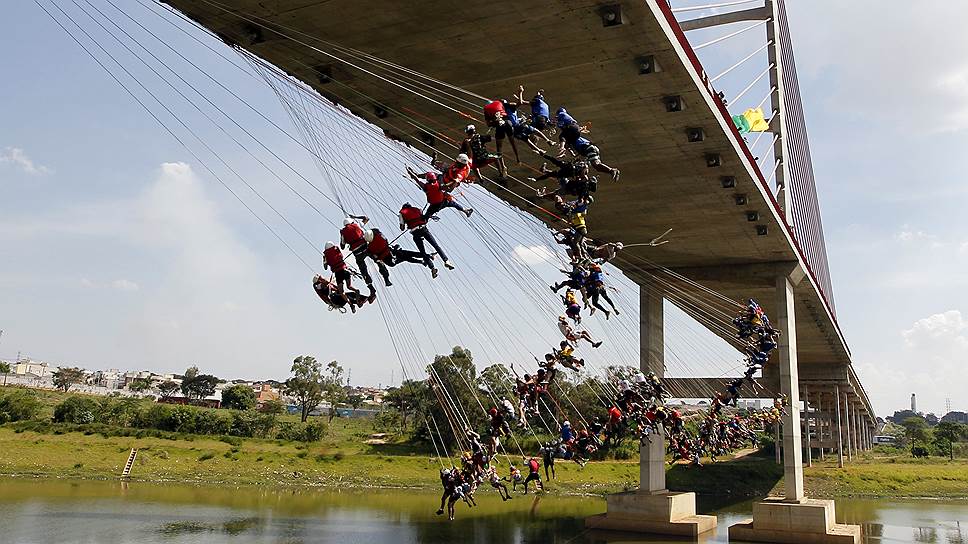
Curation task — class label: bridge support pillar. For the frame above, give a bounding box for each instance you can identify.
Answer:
[586,285,716,537]
[729,271,860,544]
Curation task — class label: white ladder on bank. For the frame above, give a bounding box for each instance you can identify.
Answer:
[121,448,138,478]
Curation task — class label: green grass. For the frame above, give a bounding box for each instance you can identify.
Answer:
[3,386,967,498]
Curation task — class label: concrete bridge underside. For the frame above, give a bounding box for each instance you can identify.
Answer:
[165,1,868,541]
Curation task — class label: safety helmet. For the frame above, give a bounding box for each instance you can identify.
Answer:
[615,242,624,250]
[559,340,568,347]
[618,379,630,391]
[563,420,571,427]
[364,230,375,243]
[557,106,567,115]
[465,124,476,134]
[558,315,567,321]
[635,373,647,384]
[456,153,470,165]
[324,241,335,250]
[489,407,498,416]
[425,172,437,182]
[343,217,354,226]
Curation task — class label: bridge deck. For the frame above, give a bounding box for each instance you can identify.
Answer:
[165,0,852,374]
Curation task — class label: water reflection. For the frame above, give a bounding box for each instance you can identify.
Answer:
[0,480,964,544]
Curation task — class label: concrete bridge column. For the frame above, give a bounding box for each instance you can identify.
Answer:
[844,394,852,462]
[730,272,860,543]
[586,285,716,536]
[835,385,844,468]
[804,384,812,467]
[816,391,825,460]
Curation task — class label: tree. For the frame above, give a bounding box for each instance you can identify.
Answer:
[158,381,180,400]
[128,378,151,393]
[322,361,347,422]
[901,416,933,453]
[221,384,257,411]
[184,366,199,379]
[181,374,219,403]
[420,346,484,447]
[478,363,514,398]
[934,421,968,460]
[0,362,10,386]
[383,379,430,433]
[348,393,366,411]
[285,356,324,423]
[52,367,86,392]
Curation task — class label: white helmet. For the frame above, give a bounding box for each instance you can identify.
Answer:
[456,153,470,165]
[324,241,335,250]
[635,373,647,384]
[618,379,630,391]
[343,217,354,226]
[465,124,476,134]
[364,229,375,243]
[615,242,624,250]
[563,420,571,427]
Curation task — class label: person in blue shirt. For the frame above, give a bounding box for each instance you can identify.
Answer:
[530,88,552,131]
[506,86,556,153]
[557,112,621,182]
[584,264,620,319]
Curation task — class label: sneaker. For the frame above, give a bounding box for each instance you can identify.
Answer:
[444,260,456,270]
[611,169,621,182]
[614,308,621,316]
[550,285,557,292]
[592,341,603,348]
[432,268,439,279]
[436,509,444,516]
[589,307,596,316]
[604,310,611,320]
[465,208,474,218]
[368,293,377,304]
[385,280,393,287]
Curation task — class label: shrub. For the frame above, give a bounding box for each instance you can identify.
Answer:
[134,404,172,429]
[0,389,42,422]
[195,410,231,436]
[97,397,143,427]
[276,420,328,442]
[221,385,257,411]
[219,435,242,447]
[165,406,198,433]
[53,396,100,424]
[198,452,215,462]
[229,411,276,438]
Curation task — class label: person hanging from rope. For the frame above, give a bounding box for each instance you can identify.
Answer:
[483,99,521,169]
[488,406,512,439]
[430,152,475,193]
[555,195,592,263]
[399,202,453,275]
[554,341,586,371]
[586,240,624,264]
[364,228,435,283]
[459,124,507,180]
[522,456,544,493]
[562,288,583,324]
[541,441,558,481]
[551,263,588,296]
[509,85,557,152]
[312,274,373,313]
[552,227,587,264]
[584,263,620,319]
[604,404,624,446]
[405,167,473,220]
[723,378,745,407]
[532,155,597,200]
[487,465,512,501]
[508,463,524,492]
[340,215,387,288]
[557,315,602,348]
[555,106,588,134]
[528,88,552,132]
[436,467,459,519]
[557,115,620,182]
[323,241,359,294]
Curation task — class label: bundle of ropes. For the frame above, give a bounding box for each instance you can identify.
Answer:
[34,0,791,517]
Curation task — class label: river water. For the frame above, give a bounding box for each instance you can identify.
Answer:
[0,480,963,544]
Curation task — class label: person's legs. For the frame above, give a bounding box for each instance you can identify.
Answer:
[599,287,619,313]
[420,229,450,264]
[411,231,434,268]
[352,250,373,286]
[374,259,391,286]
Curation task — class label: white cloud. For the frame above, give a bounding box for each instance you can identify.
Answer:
[111,279,140,292]
[511,244,556,265]
[80,278,95,288]
[901,310,968,348]
[0,147,52,175]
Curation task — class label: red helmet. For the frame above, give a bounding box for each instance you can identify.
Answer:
[425,172,437,182]
[489,407,498,416]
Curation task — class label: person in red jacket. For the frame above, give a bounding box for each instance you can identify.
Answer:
[405,167,473,220]
[364,228,434,279]
[340,215,387,288]
[322,241,358,294]
[399,203,452,275]
[522,456,543,493]
[430,152,474,193]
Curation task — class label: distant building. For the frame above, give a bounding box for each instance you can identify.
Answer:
[911,393,917,413]
[13,360,54,378]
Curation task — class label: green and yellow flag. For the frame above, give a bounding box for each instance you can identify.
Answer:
[732,107,770,133]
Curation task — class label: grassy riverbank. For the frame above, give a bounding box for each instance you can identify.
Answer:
[2,386,966,498]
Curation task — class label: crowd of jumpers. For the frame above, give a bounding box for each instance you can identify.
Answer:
[308,85,786,519]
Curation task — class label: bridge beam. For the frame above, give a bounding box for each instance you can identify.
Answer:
[586,283,716,536]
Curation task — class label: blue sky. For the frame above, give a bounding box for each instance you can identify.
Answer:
[2,1,966,417]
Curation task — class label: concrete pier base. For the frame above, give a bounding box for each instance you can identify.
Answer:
[585,491,717,537]
[728,498,860,544]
